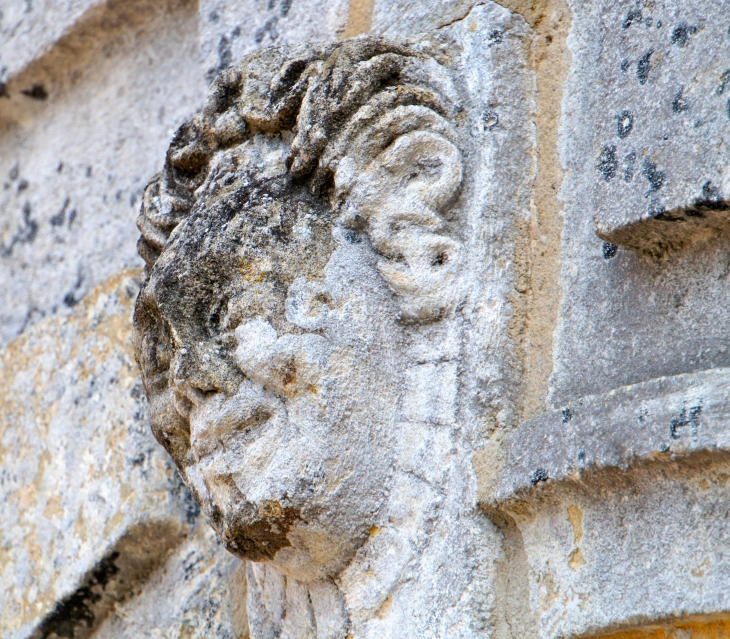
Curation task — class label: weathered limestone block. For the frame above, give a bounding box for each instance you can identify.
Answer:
[199,0,349,82]
[593,618,730,639]
[487,370,730,638]
[0,0,104,83]
[369,0,481,36]
[134,4,537,636]
[572,0,730,255]
[490,457,730,639]
[549,0,730,405]
[0,270,198,638]
[494,367,730,503]
[94,521,248,639]
[0,0,205,347]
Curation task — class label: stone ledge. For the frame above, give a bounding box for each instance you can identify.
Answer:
[0,0,104,84]
[492,366,730,505]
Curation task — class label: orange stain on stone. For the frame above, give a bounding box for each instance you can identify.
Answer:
[341,0,373,37]
[595,619,730,639]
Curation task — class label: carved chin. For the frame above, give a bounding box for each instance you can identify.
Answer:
[212,499,302,562]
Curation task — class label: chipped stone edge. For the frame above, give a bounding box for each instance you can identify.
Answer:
[489,366,730,506]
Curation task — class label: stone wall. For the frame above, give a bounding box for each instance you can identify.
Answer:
[1,0,729,637]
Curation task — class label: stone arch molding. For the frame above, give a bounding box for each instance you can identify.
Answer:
[133,5,537,637]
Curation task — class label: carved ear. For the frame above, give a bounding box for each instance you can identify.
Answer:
[377,233,463,323]
[377,131,463,212]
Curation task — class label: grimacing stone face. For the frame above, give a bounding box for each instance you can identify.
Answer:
[133,37,464,580]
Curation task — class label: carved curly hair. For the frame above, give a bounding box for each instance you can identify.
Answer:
[136,36,458,269]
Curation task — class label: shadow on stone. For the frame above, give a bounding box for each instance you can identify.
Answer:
[30,520,187,639]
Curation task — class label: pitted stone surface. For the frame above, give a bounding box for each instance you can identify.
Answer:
[94,521,248,639]
[0,0,103,82]
[199,0,349,83]
[133,5,536,636]
[550,0,730,406]
[574,1,730,255]
[0,270,198,639]
[496,458,730,639]
[6,0,730,637]
[493,367,730,505]
[0,0,205,348]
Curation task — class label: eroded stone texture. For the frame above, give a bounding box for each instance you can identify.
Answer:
[595,619,730,639]
[94,520,248,639]
[493,367,730,504]
[0,0,205,347]
[575,1,730,255]
[493,457,730,639]
[549,0,730,406]
[0,0,104,82]
[369,0,479,36]
[199,0,349,83]
[134,4,536,636]
[0,270,197,639]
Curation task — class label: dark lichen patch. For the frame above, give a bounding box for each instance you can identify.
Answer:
[561,408,572,423]
[636,49,653,85]
[488,29,503,45]
[670,23,698,48]
[672,87,690,113]
[50,198,71,227]
[530,468,549,485]
[21,83,48,100]
[622,8,643,29]
[669,404,702,439]
[717,70,730,96]
[482,108,499,131]
[597,144,618,181]
[602,242,618,259]
[641,159,665,194]
[1,202,38,257]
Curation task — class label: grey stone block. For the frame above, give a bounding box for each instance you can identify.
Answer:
[493,367,730,505]
[573,0,730,255]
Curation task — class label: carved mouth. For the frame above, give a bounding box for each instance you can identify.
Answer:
[189,391,280,463]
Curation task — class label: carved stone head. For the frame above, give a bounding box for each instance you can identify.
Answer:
[134,37,464,580]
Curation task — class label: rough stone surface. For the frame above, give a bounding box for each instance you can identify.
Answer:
[549,0,730,406]
[5,0,730,637]
[134,6,535,636]
[199,0,349,82]
[578,0,730,255]
[0,0,104,81]
[494,456,730,638]
[0,270,197,639]
[94,520,248,639]
[494,367,730,504]
[0,0,206,347]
